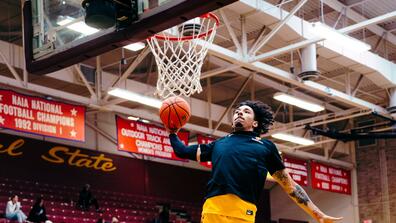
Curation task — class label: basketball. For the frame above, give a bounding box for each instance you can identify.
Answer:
[159,96,191,130]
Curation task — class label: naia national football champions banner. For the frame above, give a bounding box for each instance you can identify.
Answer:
[0,89,85,141]
[116,116,189,160]
[311,161,351,194]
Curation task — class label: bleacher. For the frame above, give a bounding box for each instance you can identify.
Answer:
[0,178,201,223]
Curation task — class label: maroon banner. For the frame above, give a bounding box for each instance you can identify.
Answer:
[116,116,189,160]
[311,161,351,194]
[197,134,215,168]
[283,156,308,186]
[0,89,85,141]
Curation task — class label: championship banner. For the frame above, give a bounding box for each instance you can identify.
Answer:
[116,116,189,160]
[0,89,85,141]
[311,161,351,194]
[283,156,308,186]
[197,134,215,168]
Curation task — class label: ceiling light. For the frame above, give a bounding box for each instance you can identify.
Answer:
[123,42,146,51]
[127,116,139,121]
[312,22,371,52]
[273,92,325,112]
[272,133,314,146]
[140,119,150,123]
[57,18,99,35]
[108,88,162,108]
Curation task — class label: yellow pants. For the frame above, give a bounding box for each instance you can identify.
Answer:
[201,213,254,223]
[201,194,256,223]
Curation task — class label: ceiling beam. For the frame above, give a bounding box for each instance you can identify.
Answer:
[249,0,308,55]
[201,64,240,79]
[206,41,387,113]
[102,46,151,101]
[339,11,396,33]
[322,0,396,45]
[251,38,324,63]
[74,65,96,98]
[268,108,372,135]
[0,48,22,83]
[299,5,334,22]
[219,9,243,54]
[343,0,369,7]
[239,0,396,88]
[208,56,343,112]
[204,76,243,89]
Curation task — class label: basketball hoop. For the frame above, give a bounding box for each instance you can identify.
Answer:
[147,13,219,98]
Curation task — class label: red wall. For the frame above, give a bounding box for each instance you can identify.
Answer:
[146,161,208,202]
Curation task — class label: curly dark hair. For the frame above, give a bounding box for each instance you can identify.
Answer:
[237,100,274,134]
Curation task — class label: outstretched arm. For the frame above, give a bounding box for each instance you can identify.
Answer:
[272,169,343,223]
[169,133,199,160]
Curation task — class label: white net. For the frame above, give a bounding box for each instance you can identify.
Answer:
[147,13,218,98]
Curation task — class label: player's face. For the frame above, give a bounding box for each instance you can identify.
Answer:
[232,105,258,132]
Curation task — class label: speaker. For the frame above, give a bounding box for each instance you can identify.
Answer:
[82,0,116,29]
[82,0,138,30]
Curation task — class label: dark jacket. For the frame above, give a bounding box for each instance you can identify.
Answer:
[27,204,48,223]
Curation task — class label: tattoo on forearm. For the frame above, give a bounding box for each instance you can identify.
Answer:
[289,185,310,206]
[312,210,322,220]
[273,171,289,186]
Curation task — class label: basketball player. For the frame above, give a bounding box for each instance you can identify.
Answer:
[168,100,342,223]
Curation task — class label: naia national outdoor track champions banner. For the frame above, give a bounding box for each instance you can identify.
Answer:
[0,89,85,141]
[311,161,351,194]
[116,116,189,160]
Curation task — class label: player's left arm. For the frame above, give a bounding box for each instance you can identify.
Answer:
[272,169,343,223]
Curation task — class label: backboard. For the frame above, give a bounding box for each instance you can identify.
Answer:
[23,0,237,75]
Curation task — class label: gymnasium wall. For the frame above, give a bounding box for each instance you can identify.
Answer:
[356,139,396,223]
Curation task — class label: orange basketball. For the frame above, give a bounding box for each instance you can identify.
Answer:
[159,96,191,130]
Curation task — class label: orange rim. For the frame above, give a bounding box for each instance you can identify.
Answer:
[148,12,220,41]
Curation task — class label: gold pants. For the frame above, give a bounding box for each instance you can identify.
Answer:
[201,213,254,223]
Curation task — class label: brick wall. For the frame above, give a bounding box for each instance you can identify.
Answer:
[385,140,396,223]
[356,139,396,223]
